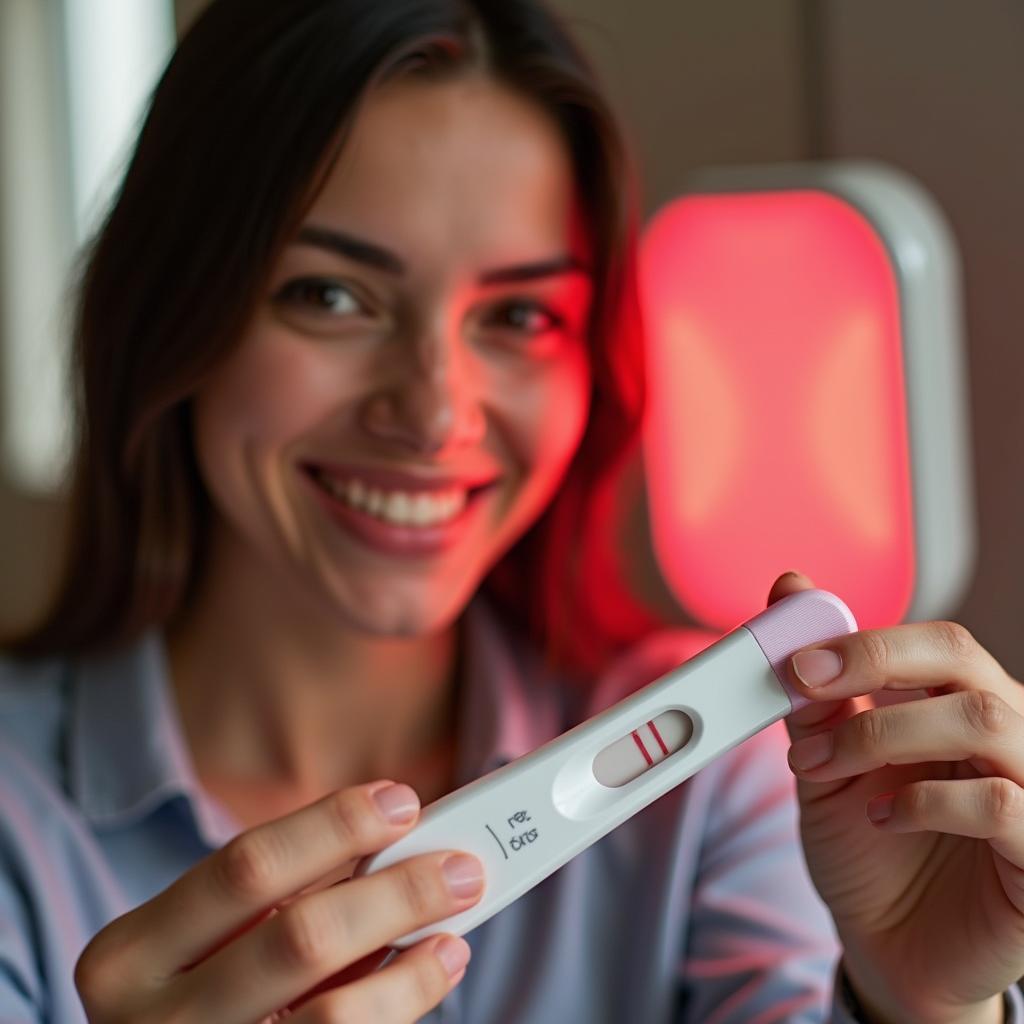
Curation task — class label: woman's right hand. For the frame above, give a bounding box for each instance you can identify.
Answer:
[74,781,484,1023]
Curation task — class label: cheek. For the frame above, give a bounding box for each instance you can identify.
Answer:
[194,331,351,474]
[190,333,363,530]
[502,350,591,487]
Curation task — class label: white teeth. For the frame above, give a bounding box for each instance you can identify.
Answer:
[385,492,411,525]
[410,493,434,526]
[315,470,471,527]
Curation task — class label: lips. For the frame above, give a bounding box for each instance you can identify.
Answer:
[300,460,501,557]
[302,460,500,494]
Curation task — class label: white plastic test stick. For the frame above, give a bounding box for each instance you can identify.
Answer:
[356,589,857,948]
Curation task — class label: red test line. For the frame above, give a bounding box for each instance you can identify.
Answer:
[648,719,670,756]
[631,729,653,766]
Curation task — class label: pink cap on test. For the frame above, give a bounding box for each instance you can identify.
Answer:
[741,589,858,713]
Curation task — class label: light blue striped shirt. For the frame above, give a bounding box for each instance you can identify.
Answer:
[1,597,1020,1022]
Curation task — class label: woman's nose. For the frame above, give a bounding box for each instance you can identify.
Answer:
[358,334,487,456]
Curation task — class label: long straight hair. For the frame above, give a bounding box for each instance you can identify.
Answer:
[7,0,659,675]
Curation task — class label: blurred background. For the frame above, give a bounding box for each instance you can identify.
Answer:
[1,0,1021,675]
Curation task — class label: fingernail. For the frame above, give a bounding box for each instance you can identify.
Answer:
[442,854,484,899]
[867,794,895,823]
[435,935,471,978]
[792,649,843,687]
[782,570,803,579]
[372,783,419,824]
[789,731,834,770]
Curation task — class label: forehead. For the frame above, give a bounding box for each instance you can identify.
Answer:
[304,74,588,269]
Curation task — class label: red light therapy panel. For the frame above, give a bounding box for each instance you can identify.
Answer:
[639,190,915,632]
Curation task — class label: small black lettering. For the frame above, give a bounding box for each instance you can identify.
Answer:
[509,828,540,852]
[507,810,532,829]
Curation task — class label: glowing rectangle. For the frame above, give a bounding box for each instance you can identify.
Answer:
[640,187,917,630]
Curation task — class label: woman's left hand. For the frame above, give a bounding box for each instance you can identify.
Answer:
[770,571,1024,1024]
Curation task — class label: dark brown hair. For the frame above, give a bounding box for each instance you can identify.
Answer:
[7,0,658,674]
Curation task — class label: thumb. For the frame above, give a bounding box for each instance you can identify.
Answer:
[767,570,817,607]
[767,571,872,758]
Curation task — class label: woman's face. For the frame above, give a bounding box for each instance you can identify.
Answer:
[190,74,594,636]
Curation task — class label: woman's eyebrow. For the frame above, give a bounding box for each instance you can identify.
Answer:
[296,225,403,274]
[295,224,592,284]
[479,256,591,285]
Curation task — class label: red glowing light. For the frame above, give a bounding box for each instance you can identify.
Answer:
[639,190,914,631]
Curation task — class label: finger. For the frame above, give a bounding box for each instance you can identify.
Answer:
[286,935,470,1024]
[253,947,396,1020]
[767,572,859,736]
[865,777,1024,868]
[101,781,421,983]
[786,619,1013,706]
[280,946,392,1009]
[169,850,484,1023]
[788,690,1024,786]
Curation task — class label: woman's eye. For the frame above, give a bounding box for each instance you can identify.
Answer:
[489,300,565,336]
[274,278,364,315]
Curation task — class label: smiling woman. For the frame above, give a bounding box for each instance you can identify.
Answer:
[3,1,992,1023]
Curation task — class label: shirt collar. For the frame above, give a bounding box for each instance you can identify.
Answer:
[66,593,566,843]
[68,630,237,846]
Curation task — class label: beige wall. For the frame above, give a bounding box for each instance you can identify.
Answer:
[550,0,806,216]
[820,0,1024,674]
[3,1,1021,678]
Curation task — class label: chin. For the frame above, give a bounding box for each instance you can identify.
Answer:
[329,583,471,639]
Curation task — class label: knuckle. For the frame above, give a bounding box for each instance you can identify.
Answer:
[398,861,446,921]
[74,926,132,1010]
[275,903,334,970]
[851,708,889,753]
[216,832,281,902]
[986,778,1024,828]
[961,689,1009,738]
[902,783,933,822]
[325,788,373,851]
[937,620,977,662]
[858,630,891,677]
[73,941,112,1008]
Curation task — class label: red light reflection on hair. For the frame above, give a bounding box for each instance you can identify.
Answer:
[639,191,914,631]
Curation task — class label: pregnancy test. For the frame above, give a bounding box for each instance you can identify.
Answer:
[356,588,857,948]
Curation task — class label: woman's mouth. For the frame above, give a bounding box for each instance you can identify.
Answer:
[313,469,470,526]
[302,464,500,557]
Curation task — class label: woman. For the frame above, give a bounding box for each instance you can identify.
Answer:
[1,1,1023,1021]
